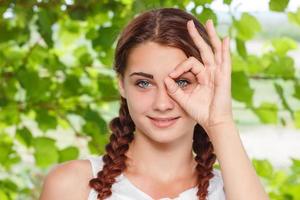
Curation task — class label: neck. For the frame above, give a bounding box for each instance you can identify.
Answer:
[124,129,198,184]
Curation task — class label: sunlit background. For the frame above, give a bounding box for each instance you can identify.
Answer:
[1,0,300,199]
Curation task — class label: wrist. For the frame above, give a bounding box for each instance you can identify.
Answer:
[203,118,236,133]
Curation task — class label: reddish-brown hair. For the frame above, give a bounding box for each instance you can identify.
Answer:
[89,7,217,200]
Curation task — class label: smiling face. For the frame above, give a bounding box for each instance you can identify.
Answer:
[118,41,198,144]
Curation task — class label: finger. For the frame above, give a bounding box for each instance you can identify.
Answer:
[164,76,188,105]
[187,20,215,67]
[222,36,231,75]
[205,19,222,66]
[169,56,205,84]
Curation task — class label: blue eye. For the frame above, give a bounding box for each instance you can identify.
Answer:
[135,79,190,89]
[176,79,190,88]
[136,80,151,88]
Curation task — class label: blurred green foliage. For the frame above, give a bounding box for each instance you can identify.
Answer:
[0,0,300,199]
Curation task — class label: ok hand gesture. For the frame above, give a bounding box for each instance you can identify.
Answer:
[164,19,233,132]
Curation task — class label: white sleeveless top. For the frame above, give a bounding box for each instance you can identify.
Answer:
[87,156,226,200]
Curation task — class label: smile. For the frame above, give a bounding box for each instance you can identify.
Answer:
[148,116,180,128]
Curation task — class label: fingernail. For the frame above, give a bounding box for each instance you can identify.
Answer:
[189,20,195,27]
[226,36,230,43]
[165,77,177,94]
[207,19,213,27]
[227,37,231,48]
[224,36,230,48]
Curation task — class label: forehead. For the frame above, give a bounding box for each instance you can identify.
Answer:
[125,42,187,76]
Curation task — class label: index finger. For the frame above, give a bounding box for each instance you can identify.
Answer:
[169,56,207,85]
[187,20,215,67]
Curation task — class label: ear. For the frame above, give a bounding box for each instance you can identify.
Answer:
[117,75,126,98]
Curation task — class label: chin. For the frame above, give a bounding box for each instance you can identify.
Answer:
[143,127,189,145]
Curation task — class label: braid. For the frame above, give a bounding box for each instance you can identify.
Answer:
[89,98,135,199]
[193,124,217,200]
[89,100,217,200]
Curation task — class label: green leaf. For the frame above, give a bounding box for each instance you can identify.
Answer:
[264,54,295,79]
[97,74,120,101]
[36,8,57,48]
[120,0,133,5]
[271,37,297,55]
[92,26,120,51]
[98,47,114,67]
[231,71,254,105]
[274,83,292,112]
[57,18,81,46]
[67,7,88,21]
[0,133,20,169]
[288,8,300,26]
[62,74,82,97]
[245,55,269,75]
[88,136,108,155]
[290,158,300,174]
[26,45,48,66]
[252,159,274,179]
[0,104,20,125]
[0,23,30,45]
[35,109,58,132]
[1,70,19,101]
[33,137,58,168]
[269,170,288,187]
[0,179,18,191]
[194,0,213,5]
[223,0,232,5]
[17,69,39,91]
[86,27,98,40]
[232,54,247,72]
[58,146,79,163]
[82,109,108,134]
[293,81,300,100]
[253,102,278,124]
[74,46,93,66]
[0,190,8,200]
[48,58,67,73]
[15,127,33,147]
[82,109,108,154]
[236,38,247,58]
[233,13,261,41]
[269,0,289,12]
[294,110,300,128]
[0,179,18,199]
[195,7,217,24]
[16,69,52,101]
[0,134,13,164]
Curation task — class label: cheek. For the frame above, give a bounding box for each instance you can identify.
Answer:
[126,90,154,114]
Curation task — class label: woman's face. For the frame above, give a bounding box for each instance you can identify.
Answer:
[118,41,198,144]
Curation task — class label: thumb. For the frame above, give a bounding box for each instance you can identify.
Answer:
[164,76,187,105]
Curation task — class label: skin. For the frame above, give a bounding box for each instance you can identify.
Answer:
[118,42,200,198]
[39,19,269,200]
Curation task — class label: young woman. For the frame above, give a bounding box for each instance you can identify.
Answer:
[39,8,269,200]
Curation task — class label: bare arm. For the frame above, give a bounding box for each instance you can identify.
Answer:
[39,160,92,200]
[206,121,269,200]
[164,18,269,200]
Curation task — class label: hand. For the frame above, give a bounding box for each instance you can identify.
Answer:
[164,19,233,132]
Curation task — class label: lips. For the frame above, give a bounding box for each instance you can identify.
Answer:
[148,116,180,128]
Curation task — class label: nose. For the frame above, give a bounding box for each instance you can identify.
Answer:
[152,85,175,112]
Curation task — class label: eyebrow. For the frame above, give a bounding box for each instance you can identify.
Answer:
[129,72,153,79]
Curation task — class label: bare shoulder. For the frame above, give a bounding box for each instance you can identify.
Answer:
[39,159,93,200]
